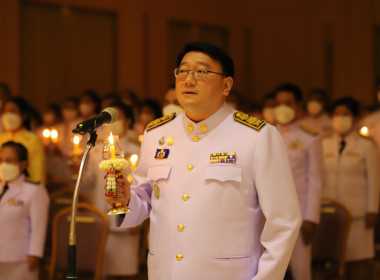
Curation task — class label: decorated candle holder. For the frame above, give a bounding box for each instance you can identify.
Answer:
[99,133,130,215]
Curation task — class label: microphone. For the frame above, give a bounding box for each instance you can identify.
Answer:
[72,107,118,134]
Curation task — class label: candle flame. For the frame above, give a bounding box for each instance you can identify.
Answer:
[359,126,369,137]
[50,129,58,139]
[43,128,50,138]
[109,132,114,145]
[73,136,80,144]
[130,154,138,164]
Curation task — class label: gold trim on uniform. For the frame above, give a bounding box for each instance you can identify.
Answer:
[301,125,318,136]
[146,113,176,131]
[167,136,175,146]
[233,112,266,130]
[200,123,208,132]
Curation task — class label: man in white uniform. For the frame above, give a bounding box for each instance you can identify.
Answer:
[107,42,302,280]
[273,83,323,280]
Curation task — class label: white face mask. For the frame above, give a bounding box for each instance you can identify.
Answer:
[274,104,296,124]
[162,104,185,116]
[106,119,125,136]
[0,162,21,183]
[332,115,353,134]
[2,112,22,131]
[307,101,323,116]
[262,107,276,124]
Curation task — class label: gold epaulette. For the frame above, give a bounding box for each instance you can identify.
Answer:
[233,111,266,131]
[301,125,318,136]
[146,113,176,131]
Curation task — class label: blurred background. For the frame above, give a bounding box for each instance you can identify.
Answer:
[1,0,380,110]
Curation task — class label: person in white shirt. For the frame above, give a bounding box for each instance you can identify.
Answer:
[273,83,323,280]
[106,42,302,280]
[322,96,380,280]
[300,88,333,137]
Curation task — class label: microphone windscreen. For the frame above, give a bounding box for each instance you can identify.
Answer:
[101,107,118,124]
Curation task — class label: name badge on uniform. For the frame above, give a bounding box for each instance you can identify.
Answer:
[210,152,236,163]
[155,148,170,159]
[8,199,24,206]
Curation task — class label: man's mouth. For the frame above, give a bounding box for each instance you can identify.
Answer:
[183,91,196,95]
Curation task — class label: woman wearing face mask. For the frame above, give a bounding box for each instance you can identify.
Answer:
[0,141,49,280]
[300,88,333,137]
[322,97,380,280]
[0,97,46,185]
[81,103,141,280]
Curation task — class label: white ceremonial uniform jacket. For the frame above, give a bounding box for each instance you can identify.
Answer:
[116,104,302,280]
[299,113,334,138]
[0,175,49,262]
[322,131,380,217]
[276,122,323,223]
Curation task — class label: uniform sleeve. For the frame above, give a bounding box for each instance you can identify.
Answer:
[364,139,380,213]
[116,130,152,228]
[28,185,50,258]
[253,125,302,280]
[304,135,323,223]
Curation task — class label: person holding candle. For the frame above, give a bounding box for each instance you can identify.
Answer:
[105,42,301,280]
[0,97,46,185]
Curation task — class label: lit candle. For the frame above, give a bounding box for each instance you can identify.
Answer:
[109,133,116,160]
[50,128,58,144]
[73,136,80,155]
[359,126,369,137]
[42,128,50,146]
[130,154,138,171]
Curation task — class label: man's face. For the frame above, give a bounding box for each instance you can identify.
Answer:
[275,91,298,112]
[175,51,232,121]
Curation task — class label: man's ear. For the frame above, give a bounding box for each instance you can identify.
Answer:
[223,77,233,97]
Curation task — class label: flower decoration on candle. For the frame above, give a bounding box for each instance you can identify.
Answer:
[99,133,129,215]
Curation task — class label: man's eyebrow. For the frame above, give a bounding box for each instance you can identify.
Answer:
[179,61,211,68]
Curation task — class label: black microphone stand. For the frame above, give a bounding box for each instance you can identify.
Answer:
[67,130,98,279]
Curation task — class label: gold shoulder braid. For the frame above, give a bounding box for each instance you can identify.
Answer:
[146,113,176,131]
[233,111,266,130]
[301,125,318,136]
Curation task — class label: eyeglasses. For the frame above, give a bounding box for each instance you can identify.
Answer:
[174,68,225,80]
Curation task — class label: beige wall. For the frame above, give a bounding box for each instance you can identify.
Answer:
[0,0,380,108]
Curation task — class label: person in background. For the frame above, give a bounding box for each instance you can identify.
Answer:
[300,88,333,137]
[0,141,49,280]
[322,97,380,280]
[106,41,301,280]
[361,79,380,149]
[0,83,11,132]
[162,84,184,116]
[79,89,101,120]
[120,88,140,123]
[36,103,62,142]
[133,98,162,137]
[261,92,276,125]
[56,96,81,157]
[82,103,141,280]
[273,83,323,280]
[0,97,46,184]
[101,92,122,110]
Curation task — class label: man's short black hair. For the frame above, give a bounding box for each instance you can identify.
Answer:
[273,83,303,103]
[176,42,234,78]
[332,96,360,118]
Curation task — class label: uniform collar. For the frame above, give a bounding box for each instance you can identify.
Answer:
[6,174,26,189]
[182,103,234,137]
[276,120,300,135]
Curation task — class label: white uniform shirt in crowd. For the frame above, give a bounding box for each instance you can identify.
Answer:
[322,131,380,260]
[361,110,380,149]
[116,103,302,280]
[299,113,333,138]
[0,175,49,280]
[276,121,323,280]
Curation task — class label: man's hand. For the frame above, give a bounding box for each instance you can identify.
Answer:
[28,255,40,271]
[105,174,131,207]
[366,213,378,228]
[301,221,317,245]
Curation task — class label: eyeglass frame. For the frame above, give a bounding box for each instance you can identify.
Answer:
[173,68,226,80]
